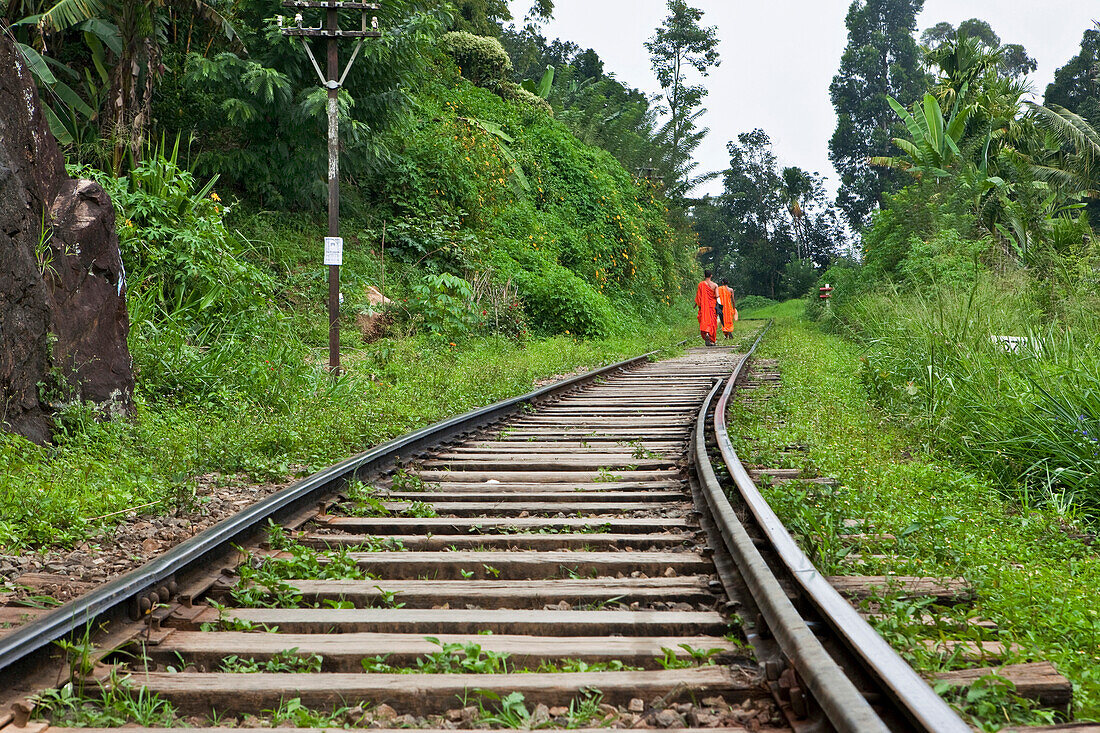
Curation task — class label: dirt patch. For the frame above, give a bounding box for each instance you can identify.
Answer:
[0,470,302,621]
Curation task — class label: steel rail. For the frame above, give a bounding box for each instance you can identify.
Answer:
[0,348,666,680]
[692,331,890,732]
[713,328,971,732]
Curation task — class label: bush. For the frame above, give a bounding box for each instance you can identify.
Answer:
[440,31,512,88]
[896,229,989,289]
[500,81,553,116]
[514,266,614,338]
[77,149,273,323]
[780,258,818,299]
[735,295,778,312]
[407,272,482,339]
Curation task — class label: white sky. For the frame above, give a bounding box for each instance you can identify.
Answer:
[507,1,1099,198]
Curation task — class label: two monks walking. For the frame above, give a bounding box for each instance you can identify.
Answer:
[694,270,736,347]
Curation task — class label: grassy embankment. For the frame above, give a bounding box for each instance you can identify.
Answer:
[732,302,1100,727]
[0,322,693,552]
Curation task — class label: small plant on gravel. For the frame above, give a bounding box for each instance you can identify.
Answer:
[623,440,660,460]
[349,536,406,552]
[343,481,390,517]
[200,599,280,632]
[391,465,437,492]
[248,542,372,581]
[32,671,178,727]
[469,690,532,728]
[656,644,723,669]
[482,563,501,577]
[535,658,640,673]
[54,623,97,685]
[933,674,1059,731]
[262,697,354,728]
[469,689,611,728]
[219,648,323,673]
[419,637,512,674]
[265,520,292,551]
[564,688,612,727]
[402,501,438,518]
[577,594,625,611]
[360,654,400,672]
[459,568,476,578]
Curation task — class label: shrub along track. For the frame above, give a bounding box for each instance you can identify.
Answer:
[0,323,1070,732]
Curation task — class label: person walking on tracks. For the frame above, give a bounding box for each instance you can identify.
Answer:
[717,280,736,340]
[695,270,719,346]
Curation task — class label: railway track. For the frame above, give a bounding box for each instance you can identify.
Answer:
[0,324,1080,732]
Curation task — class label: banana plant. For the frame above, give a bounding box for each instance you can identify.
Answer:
[457,116,531,193]
[520,65,554,100]
[12,17,118,146]
[870,89,971,180]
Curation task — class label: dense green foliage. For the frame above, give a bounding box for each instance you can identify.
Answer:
[815,13,1100,517]
[695,130,843,299]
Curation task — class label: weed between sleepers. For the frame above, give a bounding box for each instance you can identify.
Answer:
[342,481,438,518]
[215,538,413,611]
[358,637,721,674]
[31,671,178,728]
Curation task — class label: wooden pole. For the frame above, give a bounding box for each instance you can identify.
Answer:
[326,5,341,374]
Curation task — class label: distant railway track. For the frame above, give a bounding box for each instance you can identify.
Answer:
[0,323,1080,732]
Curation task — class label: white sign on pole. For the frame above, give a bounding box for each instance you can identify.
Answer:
[324,236,344,265]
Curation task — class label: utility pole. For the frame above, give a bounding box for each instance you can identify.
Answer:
[281,0,381,373]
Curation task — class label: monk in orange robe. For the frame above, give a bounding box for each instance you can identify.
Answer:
[695,270,718,346]
[718,280,736,339]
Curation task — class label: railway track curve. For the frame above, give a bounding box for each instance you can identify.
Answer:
[0,324,1078,732]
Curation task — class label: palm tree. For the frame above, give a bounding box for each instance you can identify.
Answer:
[1025,102,1100,200]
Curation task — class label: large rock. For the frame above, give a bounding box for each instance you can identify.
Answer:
[0,34,134,443]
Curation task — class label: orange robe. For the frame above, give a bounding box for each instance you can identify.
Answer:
[695,281,717,340]
[718,286,735,333]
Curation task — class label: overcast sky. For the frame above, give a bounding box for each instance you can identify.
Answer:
[507,1,1098,199]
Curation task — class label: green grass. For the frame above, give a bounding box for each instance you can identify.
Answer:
[729,318,1100,727]
[737,298,804,320]
[0,319,694,550]
[826,276,1100,517]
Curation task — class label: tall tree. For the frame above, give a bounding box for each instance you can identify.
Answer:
[446,0,511,35]
[644,0,720,199]
[921,18,1036,80]
[1045,24,1100,129]
[829,0,927,232]
[720,129,793,299]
